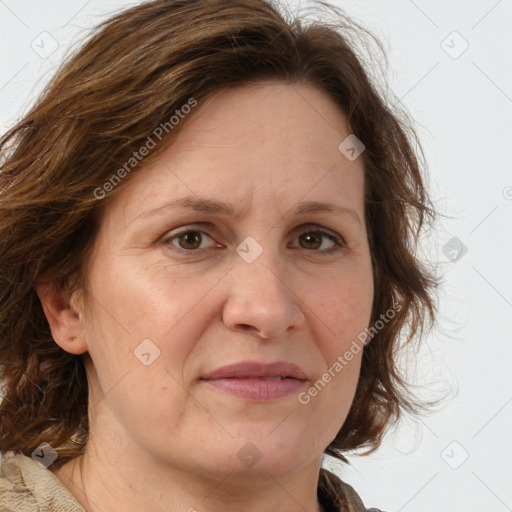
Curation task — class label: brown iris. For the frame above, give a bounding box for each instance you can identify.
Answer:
[178,231,203,250]
[298,232,322,250]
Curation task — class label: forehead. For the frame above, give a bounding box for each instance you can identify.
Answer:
[103,82,365,225]
[172,81,353,163]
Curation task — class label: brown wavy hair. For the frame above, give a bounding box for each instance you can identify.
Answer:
[0,0,438,488]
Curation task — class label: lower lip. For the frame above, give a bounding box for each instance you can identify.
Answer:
[203,378,306,401]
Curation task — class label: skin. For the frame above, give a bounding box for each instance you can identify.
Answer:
[38,81,374,512]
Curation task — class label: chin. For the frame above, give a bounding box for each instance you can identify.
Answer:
[209,430,318,477]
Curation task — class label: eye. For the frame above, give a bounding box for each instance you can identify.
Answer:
[161,225,345,256]
[291,228,345,253]
[162,228,220,254]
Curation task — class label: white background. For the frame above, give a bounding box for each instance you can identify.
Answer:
[1,1,511,511]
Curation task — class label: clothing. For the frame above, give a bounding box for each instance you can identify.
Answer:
[0,452,85,512]
[0,452,385,512]
[317,466,385,512]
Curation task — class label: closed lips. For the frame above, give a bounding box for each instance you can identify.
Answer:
[201,361,308,381]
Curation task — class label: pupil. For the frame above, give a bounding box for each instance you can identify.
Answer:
[302,232,320,249]
[181,232,201,249]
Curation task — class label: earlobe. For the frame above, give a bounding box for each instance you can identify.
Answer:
[36,281,88,355]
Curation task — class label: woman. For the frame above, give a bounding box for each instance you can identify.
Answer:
[0,1,437,511]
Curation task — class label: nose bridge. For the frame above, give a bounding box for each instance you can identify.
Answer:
[237,245,285,297]
[234,239,287,303]
[222,237,305,339]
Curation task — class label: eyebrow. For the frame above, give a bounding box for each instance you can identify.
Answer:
[135,196,362,226]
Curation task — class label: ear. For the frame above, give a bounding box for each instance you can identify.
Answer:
[36,281,88,355]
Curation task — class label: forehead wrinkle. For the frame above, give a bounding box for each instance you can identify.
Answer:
[131,188,255,225]
[130,194,362,231]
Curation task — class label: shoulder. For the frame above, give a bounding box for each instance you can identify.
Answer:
[318,468,388,512]
[0,451,85,512]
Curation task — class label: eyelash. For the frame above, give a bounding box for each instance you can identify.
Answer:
[161,226,346,256]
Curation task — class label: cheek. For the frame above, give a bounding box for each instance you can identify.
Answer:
[304,264,372,417]
[81,257,202,429]
[86,255,220,345]
[298,349,362,450]
[312,266,373,341]
[81,256,231,415]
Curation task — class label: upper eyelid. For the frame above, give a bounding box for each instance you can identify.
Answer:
[163,223,342,236]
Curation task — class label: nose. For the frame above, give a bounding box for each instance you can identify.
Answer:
[222,249,306,340]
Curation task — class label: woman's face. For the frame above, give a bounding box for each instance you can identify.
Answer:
[74,82,373,479]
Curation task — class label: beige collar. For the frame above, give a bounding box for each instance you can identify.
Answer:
[0,452,85,512]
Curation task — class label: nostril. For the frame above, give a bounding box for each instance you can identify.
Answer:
[236,324,271,340]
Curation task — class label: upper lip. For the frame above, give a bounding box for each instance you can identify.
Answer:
[201,361,307,380]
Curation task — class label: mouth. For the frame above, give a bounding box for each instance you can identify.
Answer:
[200,361,308,401]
